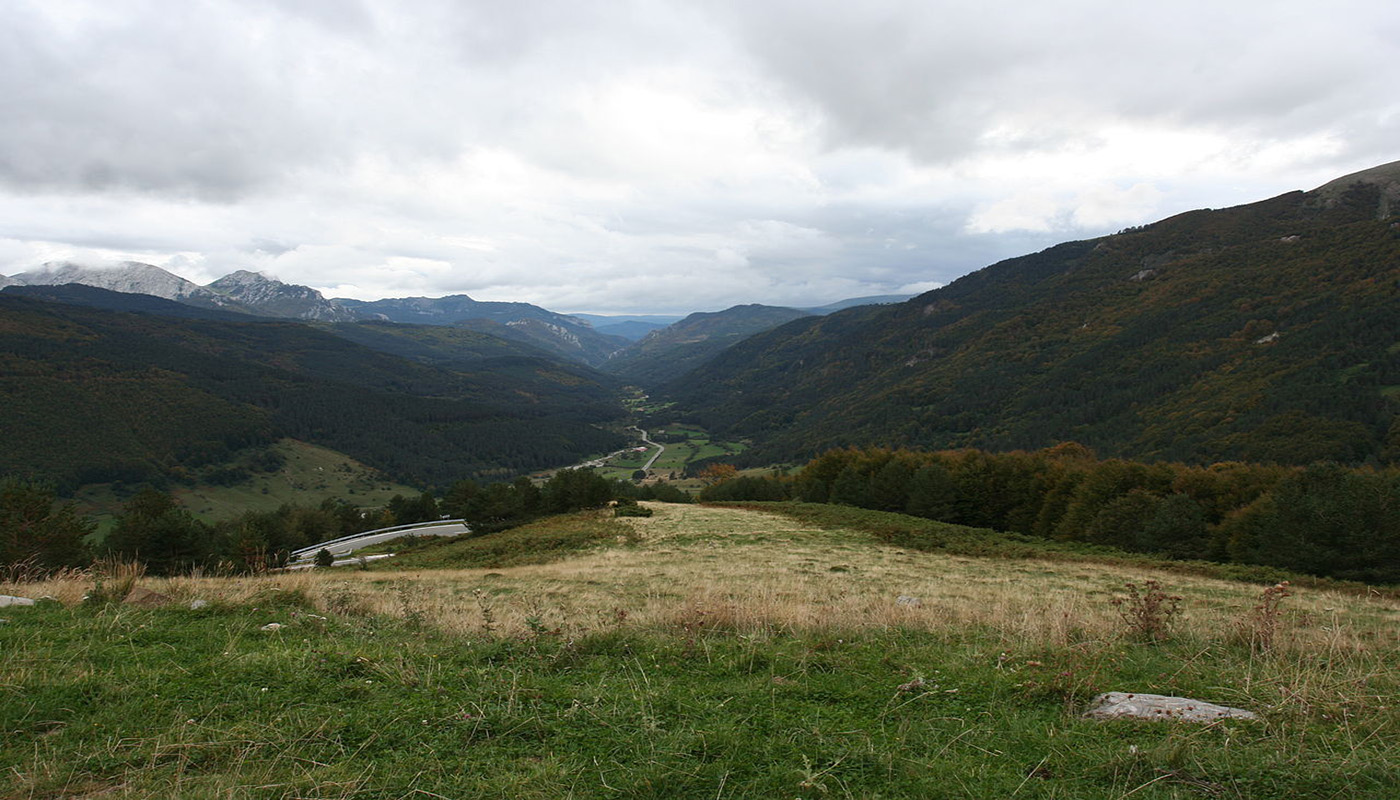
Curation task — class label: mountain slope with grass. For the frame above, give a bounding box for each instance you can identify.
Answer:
[667,161,1400,466]
[3,501,1397,798]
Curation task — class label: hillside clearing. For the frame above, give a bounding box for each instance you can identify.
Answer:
[3,503,1398,798]
[17,502,1396,649]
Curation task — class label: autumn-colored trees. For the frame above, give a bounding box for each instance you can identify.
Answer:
[716,445,1400,583]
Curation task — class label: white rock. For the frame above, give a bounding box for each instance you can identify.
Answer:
[0,595,36,607]
[260,622,284,631]
[190,599,208,610]
[1084,692,1258,723]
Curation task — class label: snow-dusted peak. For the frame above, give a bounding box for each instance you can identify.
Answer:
[9,261,212,302]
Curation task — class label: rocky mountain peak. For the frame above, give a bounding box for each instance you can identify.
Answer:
[207,269,272,288]
[205,270,356,321]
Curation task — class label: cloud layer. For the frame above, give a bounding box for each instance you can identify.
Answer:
[2,0,1396,313]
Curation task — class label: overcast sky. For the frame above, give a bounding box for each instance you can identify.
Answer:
[1,0,1396,315]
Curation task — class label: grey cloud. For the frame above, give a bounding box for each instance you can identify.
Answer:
[244,238,298,257]
[0,217,199,254]
[714,0,1400,164]
[0,2,338,198]
[0,0,732,199]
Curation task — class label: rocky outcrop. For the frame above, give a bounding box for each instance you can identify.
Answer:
[205,270,357,321]
[7,262,359,321]
[1314,159,1400,220]
[1083,692,1259,723]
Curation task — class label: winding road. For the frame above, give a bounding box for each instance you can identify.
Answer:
[287,519,470,565]
[637,427,666,473]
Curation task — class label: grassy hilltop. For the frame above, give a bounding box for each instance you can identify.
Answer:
[3,502,1398,798]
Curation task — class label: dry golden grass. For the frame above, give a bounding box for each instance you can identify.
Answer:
[11,503,1399,662]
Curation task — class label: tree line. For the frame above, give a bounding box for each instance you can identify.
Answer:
[701,444,1400,584]
[1,479,390,576]
[2,470,694,576]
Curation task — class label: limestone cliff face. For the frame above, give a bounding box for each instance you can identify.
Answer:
[7,261,228,305]
[5,262,360,321]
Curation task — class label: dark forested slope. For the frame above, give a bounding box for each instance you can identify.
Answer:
[338,294,629,367]
[602,304,813,388]
[669,164,1400,466]
[0,295,626,489]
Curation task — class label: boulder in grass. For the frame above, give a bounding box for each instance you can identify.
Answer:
[0,595,36,607]
[1084,692,1258,723]
[124,587,173,607]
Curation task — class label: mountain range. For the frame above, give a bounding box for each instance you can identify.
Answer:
[4,160,1398,495]
[666,160,1400,467]
[0,263,901,369]
[336,294,630,367]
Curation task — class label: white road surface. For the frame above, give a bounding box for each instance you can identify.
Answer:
[288,520,469,565]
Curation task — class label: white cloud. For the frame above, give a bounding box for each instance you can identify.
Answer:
[897,280,943,295]
[0,0,1396,314]
[965,191,1061,235]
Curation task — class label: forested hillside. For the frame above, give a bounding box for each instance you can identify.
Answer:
[0,295,626,489]
[602,304,812,387]
[669,167,1400,466]
[338,294,629,367]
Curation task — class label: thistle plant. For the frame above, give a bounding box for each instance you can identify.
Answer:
[1110,579,1182,642]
